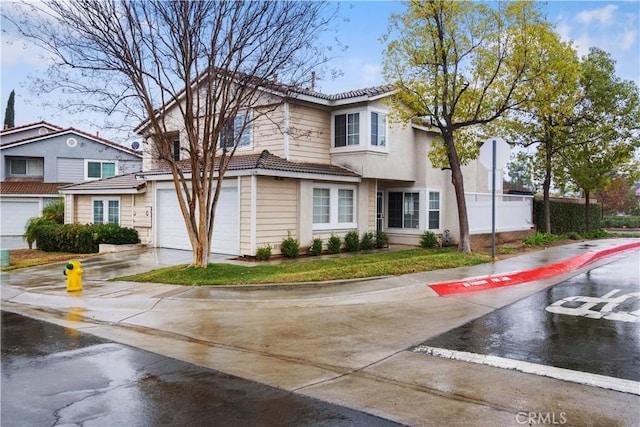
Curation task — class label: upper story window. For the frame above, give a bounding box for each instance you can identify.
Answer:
[9,158,44,176]
[219,111,252,150]
[371,112,386,146]
[332,109,388,151]
[334,113,360,147]
[172,139,180,161]
[86,160,116,180]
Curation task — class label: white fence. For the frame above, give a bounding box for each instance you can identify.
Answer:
[466,192,533,234]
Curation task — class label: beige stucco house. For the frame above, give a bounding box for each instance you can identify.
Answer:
[60,85,533,256]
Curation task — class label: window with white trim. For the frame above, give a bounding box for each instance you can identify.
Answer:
[9,158,43,176]
[312,185,356,230]
[371,112,386,146]
[86,160,116,179]
[428,191,440,230]
[388,192,419,229]
[219,111,252,150]
[93,198,120,224]
[334,113,360,147]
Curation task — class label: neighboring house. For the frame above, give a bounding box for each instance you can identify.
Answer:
[0,121,142,248]
[60,85,533,256]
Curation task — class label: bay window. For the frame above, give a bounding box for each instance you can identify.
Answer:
[371,112,386,146]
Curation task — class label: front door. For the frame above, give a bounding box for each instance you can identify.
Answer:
[376,191,384,232]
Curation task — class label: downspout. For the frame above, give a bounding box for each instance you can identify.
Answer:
[284,101,290,160]
[251,174,257,255]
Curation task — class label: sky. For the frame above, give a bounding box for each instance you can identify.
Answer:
[1,0,639,146]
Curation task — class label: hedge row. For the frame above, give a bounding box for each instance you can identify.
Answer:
[601,216,640,229]
[34,223,140,253]
[533,199,601,234]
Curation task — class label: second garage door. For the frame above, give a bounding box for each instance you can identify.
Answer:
[156,186,239,255]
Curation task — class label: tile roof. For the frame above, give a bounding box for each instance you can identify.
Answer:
[59,173,145,192]
[141,150,360,178]
[0,180,71,195]
[291,85,395,101]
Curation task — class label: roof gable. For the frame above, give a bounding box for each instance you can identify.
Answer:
[1,127,142,158]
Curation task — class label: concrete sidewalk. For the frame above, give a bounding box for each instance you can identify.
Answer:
[2,239,639,426]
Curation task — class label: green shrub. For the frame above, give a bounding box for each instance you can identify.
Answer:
[420,231,439,248]
[359,231,376,251]
[327,235,342,254]
[31,223,139,253]
[256,244,272,261]
[375,231,389,249]
[32,223,61,252]
[309,238,323,256]
[564,231,582,240]
[280,232,300,258]
[601,216,640,228]
[584,229,609,239]
[523,232,558,247]
[344,230,360,252]
[533,199,601,234]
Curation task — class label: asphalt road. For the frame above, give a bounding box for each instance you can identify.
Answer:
[416,250,640,382]
[1,311,401,427]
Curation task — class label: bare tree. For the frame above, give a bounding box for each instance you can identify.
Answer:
[7,0,335,266]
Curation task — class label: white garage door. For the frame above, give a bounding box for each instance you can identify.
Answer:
[0,200,40,236]
[156,186,239,255]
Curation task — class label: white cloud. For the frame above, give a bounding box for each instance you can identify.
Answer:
[620,28,638,51]
[576,4,618,25]
[362,63,382,87]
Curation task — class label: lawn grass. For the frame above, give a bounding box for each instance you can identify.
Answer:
[113,248,491,286]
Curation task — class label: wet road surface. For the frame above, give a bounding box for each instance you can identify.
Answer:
[415,250,640,381]
[1,311,401,427]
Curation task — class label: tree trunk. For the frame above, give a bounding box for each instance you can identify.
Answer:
[444,132,472,253]
[584,189,591,233]
[542,151,552,234]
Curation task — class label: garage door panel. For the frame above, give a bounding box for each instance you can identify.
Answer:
[1,201,40,236]
[157,187,238,255]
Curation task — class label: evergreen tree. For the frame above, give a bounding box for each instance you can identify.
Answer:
[3,90,15,129]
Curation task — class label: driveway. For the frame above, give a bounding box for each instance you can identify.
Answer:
[2,241,639,426]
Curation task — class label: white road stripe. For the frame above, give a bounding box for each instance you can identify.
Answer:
[413,345,640,396]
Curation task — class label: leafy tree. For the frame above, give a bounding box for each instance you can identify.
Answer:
[556,48,640,231]
[8,1,335,267]
[23,198,64,249]
[506,151,537,193]
[3,90,15,129]
[500,28,581,233]
[383,0,557,253]
[597,176,640,215]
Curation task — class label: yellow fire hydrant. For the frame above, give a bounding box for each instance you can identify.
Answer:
[64,260,83,292]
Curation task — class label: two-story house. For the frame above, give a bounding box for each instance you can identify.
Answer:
[60,85,533,256]
[0,122,142,248]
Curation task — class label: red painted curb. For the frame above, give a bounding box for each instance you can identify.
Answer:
[429,242,640,296]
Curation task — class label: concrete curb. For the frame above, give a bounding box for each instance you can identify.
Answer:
[429,241,640,296]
